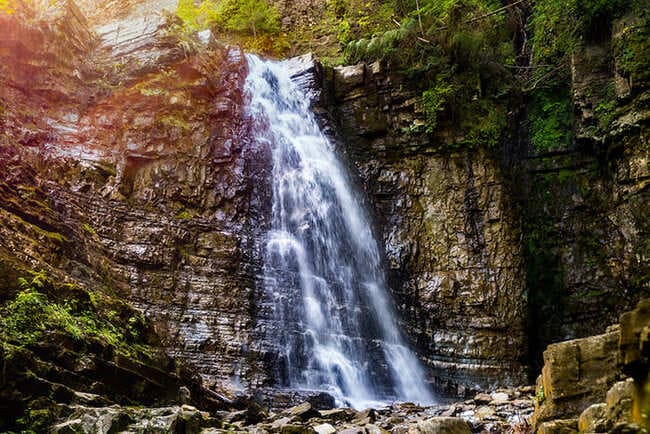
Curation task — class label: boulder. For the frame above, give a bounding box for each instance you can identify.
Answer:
[312,423,336,434]
[578,403,607,433]
[280,425,316,434]
[619,299,650,380]
[605,379,635,427]
[536,419,578,434]
[412,417,471,434]
[284,402,320,421]
[533,330,619,425]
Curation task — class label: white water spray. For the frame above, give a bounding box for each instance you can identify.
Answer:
[246,54,434,409]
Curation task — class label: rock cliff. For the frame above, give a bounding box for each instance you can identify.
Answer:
[0,0,272,407]
[0,1,648,431]
[319,61,528,396]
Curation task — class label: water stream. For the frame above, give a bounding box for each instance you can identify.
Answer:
[246,54,434,409]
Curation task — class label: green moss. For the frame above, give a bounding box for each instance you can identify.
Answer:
[175,209,193,219]
[529,0,628,85]
[594,82,618,131]
[83,223,96,235]
[422,77,455,133]
[614,14,650,86]
[156,113,192,132]
[528,86,574,152]
[0,272,153,360]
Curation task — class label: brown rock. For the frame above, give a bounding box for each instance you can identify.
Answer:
[536,419,578,434]
[533,330,619,425]
[578,403,608,433]
[411,417,471,434]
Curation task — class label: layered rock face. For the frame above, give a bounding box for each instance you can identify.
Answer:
[313,5,649,396]
[533,298,650,432]
[0,0,648,420]
[519,11,649,368]
[0,0,272,396]
[320,62,528,396]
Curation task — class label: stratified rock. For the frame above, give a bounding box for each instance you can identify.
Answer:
[578,403,607,433]
[533,330,619,425]
[319,408,357,422]
[605,380,635,428]
[284,402,320,421]
[619,299,650,379]
[536,419,578,434]
[324,61,529,398]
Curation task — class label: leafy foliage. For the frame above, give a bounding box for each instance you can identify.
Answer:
[0,271,151,359]
[613,12,650,89]
[528,87,573,152]
[422,77,454,132]
[342,0,518,150]
[175,0,281,53]
[529,0,629,85]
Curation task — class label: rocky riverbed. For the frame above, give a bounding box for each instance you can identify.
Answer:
[51,387,536,433]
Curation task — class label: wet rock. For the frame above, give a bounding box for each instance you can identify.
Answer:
[312,422,336,434]
[285,402,320,421]
[474,406,495,420]
[536,419,578,434]
[325,62,529,396]
[619,299,650,379]
[364,423,388,434]
[180,386,192,405]
[578,403,608,433]
[490,392,509,404]
[51,419,85,434]
[473,393,492,405]
[338,428,364,434]
[319,408,357,422]
[271,417,294,429]
[333,64,365,99]
[280,424,316,434]
[605,379,635,427]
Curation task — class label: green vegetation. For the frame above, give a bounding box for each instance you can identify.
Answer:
[82,222,97,235]
[175,0,282,54]
[528,87,574,152]
[536,385,546,404]
[178,0,280,36]
[338,0,519,149]
[0,270,151,359]
[328,0,642,150]
[529,0,627,83]
[175,209,193,219]
[613,13,650,87]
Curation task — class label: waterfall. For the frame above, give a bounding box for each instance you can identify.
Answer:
[246,54,435,409]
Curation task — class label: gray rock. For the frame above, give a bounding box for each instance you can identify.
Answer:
[412,417,471,434]
[312,422,337,434]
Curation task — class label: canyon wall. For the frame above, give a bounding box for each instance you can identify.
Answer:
[0,1,272,395]
[316,7,649,394]
[0,0,647,413]
[320,62,528,395]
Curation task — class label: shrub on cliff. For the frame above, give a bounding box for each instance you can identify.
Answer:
[176,0,282,53]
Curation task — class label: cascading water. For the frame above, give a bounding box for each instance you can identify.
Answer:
[246,54,434,409]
